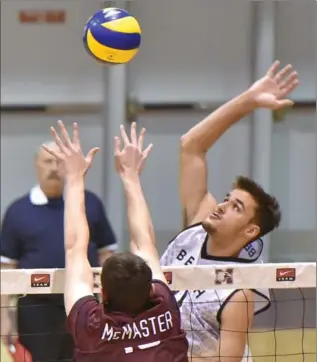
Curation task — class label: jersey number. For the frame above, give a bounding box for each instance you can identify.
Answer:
[124,340,161,354]
[244,244,256,258]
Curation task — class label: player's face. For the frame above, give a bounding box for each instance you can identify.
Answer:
[35,147,64,195]
[202,189,260,241]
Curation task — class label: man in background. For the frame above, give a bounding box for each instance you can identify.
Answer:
[1,140,117,362]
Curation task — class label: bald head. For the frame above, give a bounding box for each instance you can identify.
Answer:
[35,140,64,198]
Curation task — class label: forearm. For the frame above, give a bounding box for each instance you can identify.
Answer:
[121,172,155,249]
[1,264,17,337]
[181,91,256,153]
[64,176,89,251]
[1,263,15,309]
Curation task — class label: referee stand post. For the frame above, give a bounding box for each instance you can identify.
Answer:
[102,0,129,252]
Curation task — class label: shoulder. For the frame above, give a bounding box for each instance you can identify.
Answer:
[217,289,255,325]
[84,191,103,211]
[167,222,205,246]
[3,194,30,218]
[67,295,102,337]
[229,289,255,303]
[160,223,205,265]
[85,189,101,202]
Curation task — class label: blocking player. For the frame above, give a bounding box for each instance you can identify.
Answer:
[43,121,189,362]
[160,61,299,361]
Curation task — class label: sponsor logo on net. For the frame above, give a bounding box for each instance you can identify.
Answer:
[31,274,51,287]
[276,268,296,282]
[93,272,101,289]
[163,272,173,285]
[215,268,234,285]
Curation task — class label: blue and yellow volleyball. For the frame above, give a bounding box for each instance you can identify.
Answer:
[83,8,141,65]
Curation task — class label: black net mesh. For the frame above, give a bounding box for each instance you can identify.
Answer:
[178,287,316,361]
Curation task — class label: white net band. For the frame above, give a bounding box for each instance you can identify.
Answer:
[1,262,315,295]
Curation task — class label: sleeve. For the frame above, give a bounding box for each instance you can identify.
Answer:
[160,240,176,266]
[94,197,117,252]
[0,206,20,264]
[66,295,101,343]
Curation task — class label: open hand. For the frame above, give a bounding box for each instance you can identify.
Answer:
[249,60,299,110]
[42,120,99,178]
[114,122,153,175]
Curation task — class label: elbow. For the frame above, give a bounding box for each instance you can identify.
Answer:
[180,134,192,150]
[180,134,205,154]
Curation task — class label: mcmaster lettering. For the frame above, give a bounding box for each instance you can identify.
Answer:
[101,311,173,341]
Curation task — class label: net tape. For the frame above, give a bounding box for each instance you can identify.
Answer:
[1,262,316,294]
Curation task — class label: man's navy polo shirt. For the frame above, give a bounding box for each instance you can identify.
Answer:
[0,185,117,268]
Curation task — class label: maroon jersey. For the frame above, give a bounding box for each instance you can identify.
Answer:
[67,280,188,362]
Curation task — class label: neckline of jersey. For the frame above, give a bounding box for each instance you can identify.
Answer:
[200,234,262,264]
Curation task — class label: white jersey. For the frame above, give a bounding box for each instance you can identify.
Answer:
[160,224,270,361]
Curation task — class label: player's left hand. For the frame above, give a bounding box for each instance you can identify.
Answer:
[42,120,99,177]
[114,122,153,175]
[249,60,299,110]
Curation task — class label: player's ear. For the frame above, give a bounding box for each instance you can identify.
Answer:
[245,224,260,240]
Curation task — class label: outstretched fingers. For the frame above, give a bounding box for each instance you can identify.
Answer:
[50,126,67,153]
[114,136,122,155]
[274,64,293,84]
[41,144,63,160]
[72,122,81,148]
[120,125,130,145]
[85,147,100,165]
[130,122,138,145]
[57,120,72,148]
[279,72,299,95]
[266,60,281,78]
[138,127,146,151]
[143,143,153,159]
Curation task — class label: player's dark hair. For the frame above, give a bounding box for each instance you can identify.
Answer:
[101,252,152,314]
[233,176,281,238]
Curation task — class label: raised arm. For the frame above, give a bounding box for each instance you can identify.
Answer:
[213,290,255,362]
[180,61,298,228]
[114,123,167,283]
[42,121,99,315]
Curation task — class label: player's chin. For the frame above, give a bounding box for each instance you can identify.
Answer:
[201,218,216,234]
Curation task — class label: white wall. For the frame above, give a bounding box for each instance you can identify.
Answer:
[270,2,316,261]
[128,1,253,103]
[1,0,105,104]
[275,2,316,101]
[270,109,316,262]
[1,1,316,260]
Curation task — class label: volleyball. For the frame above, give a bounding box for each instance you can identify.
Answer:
[83,8,141,65]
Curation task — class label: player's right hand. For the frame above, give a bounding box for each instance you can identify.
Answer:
[248,60,299,110]
[114,122,153,175]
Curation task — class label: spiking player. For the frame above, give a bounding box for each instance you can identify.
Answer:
[43,121,189,362]
[160,61,299,361]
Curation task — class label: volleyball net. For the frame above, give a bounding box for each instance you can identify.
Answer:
[1,262,316,362]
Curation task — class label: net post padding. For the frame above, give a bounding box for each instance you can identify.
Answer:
[0,262,315,295]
